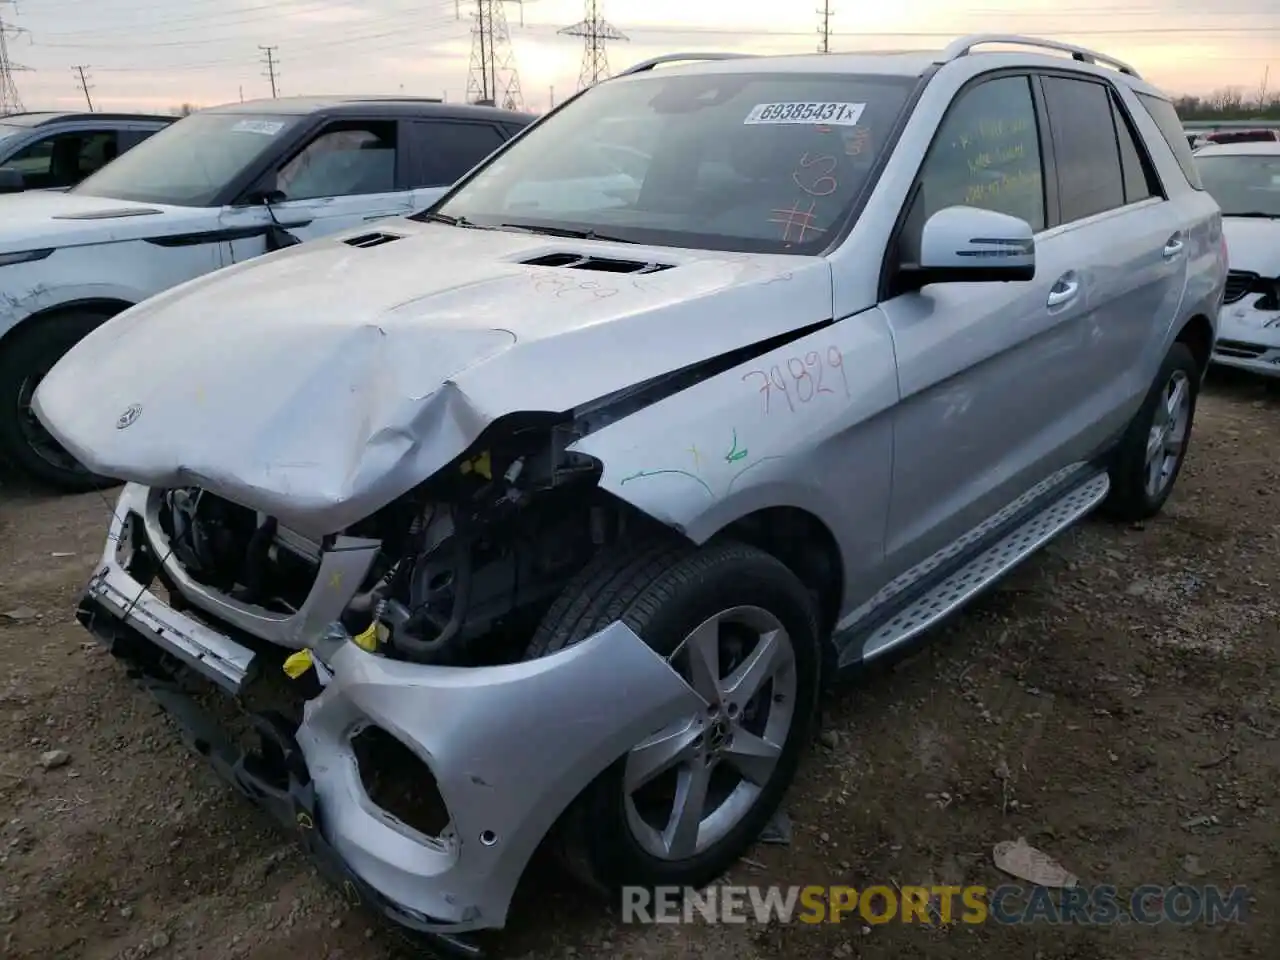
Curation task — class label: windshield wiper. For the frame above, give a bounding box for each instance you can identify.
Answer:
[497,222,637,244]
[420,211,487,228]
[1224,211,1280,219]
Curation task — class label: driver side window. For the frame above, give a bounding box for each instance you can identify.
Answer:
[905,76,1047,259]
[275,120,397,201]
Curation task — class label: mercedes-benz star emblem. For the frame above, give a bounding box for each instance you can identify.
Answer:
[116,403,142,430]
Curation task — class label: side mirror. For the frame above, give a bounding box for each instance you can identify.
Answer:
[0,167,25,194]
[239,185,286,207]
[901,205,1036,289]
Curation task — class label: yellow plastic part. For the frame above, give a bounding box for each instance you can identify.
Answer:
[352,622,379,652]
[459,450,492,480]
[283,649,314,679]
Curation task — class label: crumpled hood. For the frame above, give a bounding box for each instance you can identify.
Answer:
[0,189,210,254]
[1224,217,1280,278]
[34,220,833,533]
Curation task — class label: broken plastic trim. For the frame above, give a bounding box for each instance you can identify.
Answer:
[76,601,485,957]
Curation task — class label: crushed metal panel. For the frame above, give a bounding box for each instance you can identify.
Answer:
[35,222,831,533]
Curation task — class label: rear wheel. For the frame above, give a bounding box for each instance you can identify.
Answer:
[525,537,821,893]
[0,311,118,492]
[1103,341,1199,522]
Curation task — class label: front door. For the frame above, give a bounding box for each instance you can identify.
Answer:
[877,73,1107,578]
[220,118,414,263]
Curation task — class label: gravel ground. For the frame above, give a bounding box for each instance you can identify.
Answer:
[1,371,1278,960]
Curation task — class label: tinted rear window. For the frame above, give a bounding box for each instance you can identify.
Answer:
[1135,93,1204,190]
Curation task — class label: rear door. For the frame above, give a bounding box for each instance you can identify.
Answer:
[404,118,512,210]
[1035,73,1188,429]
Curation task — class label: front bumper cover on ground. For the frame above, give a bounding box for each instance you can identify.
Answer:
[1213,302,1280,378]
[78,483,706,945]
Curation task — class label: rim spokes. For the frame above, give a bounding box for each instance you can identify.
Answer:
[678,617,723,706]
[625,718,703,793]
[625,605,799,861]
[662,761,713,858]
[722,728,782,786]
[722,628,785,707]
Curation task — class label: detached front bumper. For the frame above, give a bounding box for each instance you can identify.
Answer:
[79,484,704,942]
[1213,301,1280,378]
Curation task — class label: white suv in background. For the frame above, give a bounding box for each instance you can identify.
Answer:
[1195,141,1280,377]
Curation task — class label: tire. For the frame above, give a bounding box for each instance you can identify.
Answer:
[0,310,119,492]
[525,536,822,894]
[1103,341,1199,522]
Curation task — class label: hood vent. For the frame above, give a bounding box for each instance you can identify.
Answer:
[343,231,403,249]
[522,252,674,274]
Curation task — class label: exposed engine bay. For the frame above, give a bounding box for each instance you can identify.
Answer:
[152,405,667,667]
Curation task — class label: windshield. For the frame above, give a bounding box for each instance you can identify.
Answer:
[71,112,301,206]
[1197,154,1280,217]
[0,123,21,153]
[427,71,917,254]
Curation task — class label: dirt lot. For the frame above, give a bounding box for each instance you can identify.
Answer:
[1,371,1278,960]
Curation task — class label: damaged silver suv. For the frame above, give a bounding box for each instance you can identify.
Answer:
[34,35,1224,950]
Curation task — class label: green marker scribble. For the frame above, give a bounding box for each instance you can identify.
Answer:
[619,469,715,499]
[725,428,748,463]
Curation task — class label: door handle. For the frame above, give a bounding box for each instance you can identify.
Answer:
[1163,236,1185,258]
[1046,277,1080,308]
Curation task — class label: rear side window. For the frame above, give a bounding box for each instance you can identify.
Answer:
[1039,76,1126,224]
[1135,93,1204,189]
[410,120,508,187]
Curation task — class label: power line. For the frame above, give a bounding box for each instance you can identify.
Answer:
[73,64,93,111]
[0,0,28,115]
[818,0,833,54]
[259,44,278,98]
[559,0,627,92]
[463,0,524,110]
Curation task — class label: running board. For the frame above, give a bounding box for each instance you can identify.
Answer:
[845,471,1111,666]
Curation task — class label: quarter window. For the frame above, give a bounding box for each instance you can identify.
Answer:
[1111,93,1159,204]
[914,75,1046,234]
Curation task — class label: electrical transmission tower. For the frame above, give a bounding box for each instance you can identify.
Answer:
[73,65,94,111]
[559,0,627,92]
[462,1,524,111]
[0,1,29,116]
[817,0,834,54]
[259,45,279,98]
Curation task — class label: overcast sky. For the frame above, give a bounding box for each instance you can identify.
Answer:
[3,0,1278,114]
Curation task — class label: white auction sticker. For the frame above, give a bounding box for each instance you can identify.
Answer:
[744,102,866,126]
[231,119,286,135]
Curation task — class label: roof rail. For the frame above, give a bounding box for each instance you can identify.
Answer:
[940,34,1141,78]
[616,53,757,78]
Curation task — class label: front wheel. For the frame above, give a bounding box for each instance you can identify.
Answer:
[525,537,821,893]
[1103,340,1200,522]
[0,311,119,492]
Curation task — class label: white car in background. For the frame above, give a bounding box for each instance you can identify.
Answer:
[1196,141,1280,377]
[0,96,531,490]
